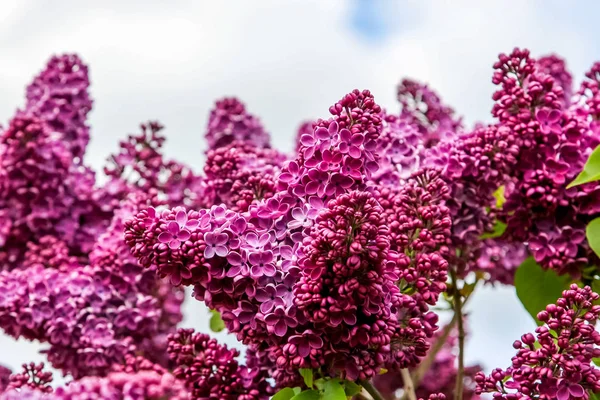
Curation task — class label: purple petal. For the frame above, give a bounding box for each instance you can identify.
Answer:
[557,386,570,400]
[315,127,330,140]
[328,121,339,135]
[274,321,288,336]
[216,233,229,245]
[263,264,276,277]
[204,246,215,259]
[169,239,181,249]
[215,245,229,257]
[167,221,179,235]
[291,207,305,220]
[300,134,316,146]
[158,232,174,243]
[298,343,310,358]
[177,229,191,241]
[309,336,323,349]
[176,210,187,226]
[186,219,199,229]
[568,384,584,397]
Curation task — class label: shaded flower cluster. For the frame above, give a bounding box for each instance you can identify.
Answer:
[489,49,600,276]
[201,141,286,212]
[25,54,91,160]
[205,97,270,150]
[125,89,454,387]
[397,78,462,148]
[476,284,600,399]
[167,328,273,399]
[0,364,188,400]
[5,363,53,394]
[371,114,424,186]
[104,121,204,209]
[374,323,481,400]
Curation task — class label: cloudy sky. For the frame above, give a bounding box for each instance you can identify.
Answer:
[1,0,599,386]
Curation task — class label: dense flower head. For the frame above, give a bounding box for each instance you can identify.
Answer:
[476,284,600,399]
[397,78,462,147]
[0,366,10,394]
[5,363,53,394]
[0,194,182,378]
[167,328,272,399]
[201,141,286,211]
[477,239,527,285]
[488,50,600,276]
[54,370,189,400]
[25,54,92,160]
[205,97,270,150]
[0,264,141,377]
[0,114,109,268]
[578,61,600,121]
[537,54,573,106]
[420,123,519,279]
[125,91,454,387]
[371,114,424,185]
[0,368,189,400]
[104,121,203,209]
[294,120,317,153]
[292,190,400,379]
[374,323,481,400]
[491,48,562,129]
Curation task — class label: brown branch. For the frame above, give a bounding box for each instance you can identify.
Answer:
[450,268,465,400]
[360,380,386,400]
[400,368,417,400]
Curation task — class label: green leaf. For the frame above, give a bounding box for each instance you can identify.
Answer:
[342,380,362,397]
[480,220,507,239]
[378,368,388,375]
[568,144,600,188]
[589,391,600,400]
[299,369,314,389]
[209,309,225,332]
[291,389,321,400]
[587,217,600,257]
[273,388,297,400]
[515,257,571,325]
[493,185,506,208]
[593,358,600,366]
[323,379,346,400]
[314,379,325,391]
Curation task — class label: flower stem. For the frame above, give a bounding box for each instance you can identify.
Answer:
[400,369,417,400]
[450,268,465,400]
[360,380,386,400]
[411,312,458,388]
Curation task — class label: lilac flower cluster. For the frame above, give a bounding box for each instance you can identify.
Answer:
[205,97,270,150]
[0,364,189,400]
[419,122,519,281]
[201,141,286,211]
[24,54,92,160]
[5,363,53,394]
[476,284,600,399]
[0,55,188,380]
[125,89,454,387]
[104,121,203,209]
[489,49,600,275]
[374,323,481,400]
[0,115,106,268]
[167,328,272,399]
[0,367,9,394]
[397,78,462,148]
[371,114,424,186]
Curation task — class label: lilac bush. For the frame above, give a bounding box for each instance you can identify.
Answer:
[1,48,600,400]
